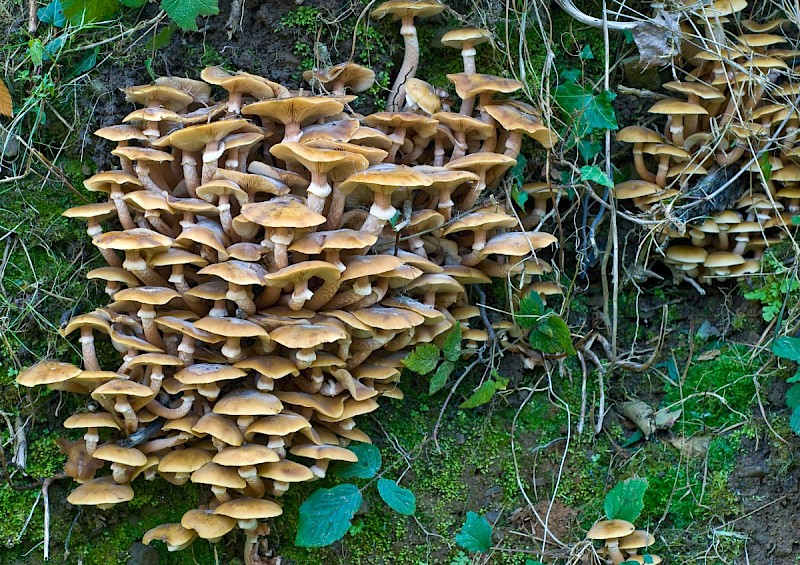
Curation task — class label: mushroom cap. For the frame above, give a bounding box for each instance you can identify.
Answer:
[63,412,121,430]
[84,171,142,192]
[158,448,213,474]
[289,229,377,254]
[263,261,341,286]
[181,508,237,540]
[643,143,690,160]
[271,391,345,418]
[445,152,517,175]
[114,286,181,305]
[318,397,380,421]
[340,255,406,281]
[662,81,725,100]
[194,317,270,339]
[443,211,517,235]
[352,306,425,329]
[113,146,174,163]
[338,163,433,195]
[482,103,557,148]
[586,519,636,540]
[371,0,445,20]
[615,126,664,144]
[92,444,147,467]
[94,228,173,252]
[62,313,111,336]
[704,251,746,268]
[240,198,326,229]
[257,460,315,482]
[618,530,656,550]
[123,107,182,125]
[270,324,347,349]
[665,245,708,264]
[200,66,286,98]
[175,363,247,385]
[196,179,249,205]
[245,413,312,439]
[163,119,249,152]
[270,142,369,179]
[737,33,787,48]
[695,0,746,16]
[439,265,492,285]
[67,476,134,507]
[214,389,283,416]
[613,180,662,199]
[192,414,245,446]
[125,84,193,111]
[307,62,376,93]
[213,444,281,466]
[404,78,441,114]
[149,249,208,268]
[441,27,492,49]
[155,75,212,103]
[92,378,154,399]
[290,444,359,462]
[242,96,345,127]
[63,201,118,221]
[234,356,299,379]
[94,124,149,143]
[431,111,493,139]
[213,496,283,520]
[446,72,524,99]
[480,232,558,255]
[216,169,291,198]
[126,353,183,369]
[198,260,268,286]
[365,111,440,138]
[648,99,709,116]
[191,462,247,489]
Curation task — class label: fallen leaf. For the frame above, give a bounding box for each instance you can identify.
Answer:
[617,400,655,438]
[630,11,682,67]
[0,79,12,117]
[653,408,682,429]
[666,434,711,458]
[697,349,722,361]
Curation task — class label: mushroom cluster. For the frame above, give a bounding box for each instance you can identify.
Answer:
[587,519,660,564]
[16,2,558,561]
[614,8,799,286]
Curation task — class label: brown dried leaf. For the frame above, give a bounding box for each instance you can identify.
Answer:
[0,79,12,118]
[667,434,711,458]
[617,400,655,438]
[697,349,722,361]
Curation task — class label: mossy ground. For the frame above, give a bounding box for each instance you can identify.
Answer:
[0,2,798,564]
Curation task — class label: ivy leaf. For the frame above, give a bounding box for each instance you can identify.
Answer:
[560,68,581,83]
[403,343,440,375]
[604,477,648,522]
[68,46,99,77]
[377,478,416,515]
[61,0,119,24]
[295,484,362,547]
[580,44,595,60]
[515,290,544,329]
[456,511,493,553]
[38,0,66,27]
[160,0,219,31]
[332,443,381,479]
[580,165,614,188]
[577,138,602,161]
[512,185,529,207]
[443,325,462,362]
[429,360,455,395]
[528,314,575,355]
[459,376,508,409]
[772,337,800,362]
[510,153,527,187]
[555,81,618,138]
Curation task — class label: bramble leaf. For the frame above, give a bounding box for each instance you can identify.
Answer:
[555,81,618,138]
[332,443,381,479]
[456,511,493,553]
[160,0,219,31]
[403,343,440,375]
[443,326,462,362]
[604,477,648,522]
[580,164,614,188]
[429,360,454,395]
[377,478,416,515]
[459,376,508,409]
[515,290,544,328]
[528,314,575,355]
[295,484,362,547]
[772,337,800,362]
[61,0,119,24]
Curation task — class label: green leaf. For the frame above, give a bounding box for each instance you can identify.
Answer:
[456,511,493,553]
[149,22,177,50]
[43,36,67,61]
[38,0,66,27]
[512,185,529,208]
[459,376,508,409]
[791,407,800,435]
[443,325,462,362]
[120,0,147,6]
[577,138,602,161]
[788,369,800,384]
[772,337,800,362]
[403,343,440,375]
[792,215,800,226]
[623,30,634,44]
[160,0,218,31]
[68,46,99,77]
[560,68,581,83]
[515,290,544,329]
[580,165,614,188]
[28,39,44,66]
[580,44,595,59]
[295,484,362,547]
[332,443,381,479]
[510,153,527,187]
[377,478,416,515]
[389,209,402,229]
[787,384,800,410]
[61,0,119,24]
[604,477,648,522]
[555,81,618,138]
[525,561,545,565]
[528,314,575,355]
[429,360,454,395]
[758,153,772,181]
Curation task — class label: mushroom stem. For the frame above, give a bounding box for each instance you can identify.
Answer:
[78,330,101,371]
[361,192,396,236]
[201,141,225,185]
[181,153,200,198]
[115,396,139,435]
[307,170,332,215]
[387,15,421,112]
[146,393,194,419]
[324,187,347,230]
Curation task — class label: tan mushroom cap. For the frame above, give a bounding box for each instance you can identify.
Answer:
[63,412,121,430]
[94,124,149,143]
[338,163,433,195]
[214,389,283,416]
[213,496,283,520]
[125,84,193,111]
[181,508,237,540]
[446,73,524,99]
[122,107,182,126]
[615,126,664,144]
[482,103,557,148]
[245,413,312,439]
[340,255,406,281]
[371,0,446,20]
[240,199,326,230]
[163,119,249,152]
[191,462,247,489]
[67,476,134,508]
[643,143,690,160]
[353,306,426,330]
[586,519,636,540]
[270,142,369,179]
[84,171,142,192]
[432,111,494,139]
[445,152,517,175]
[158,448,213,474]
[200,66,286,99]
[113,146,174,164]
[94,228,173,252]
[192,414,244,446]
[289,229,378,254]
[174,363,247,385]
[198,260,267,286]
[618,530,656,550]
[257,460,315,482]
[737,33,787,48]
[213,444,281,466]
[270,324,347,349]
[235,356,300,379]
[648,99,709,116]
[443,211,517,236]
[365,112,440,138]
[92,378,154,399]
[614,180,663,199]
[155,75,212,103]
[93,444,148,467]
[271,390,345,418]
[263,261,341,287]
[290,444,359,462]
[439,265,492,285]
[481,232,558,255]
[441,28,492,49]
[704,251,746,268]
[404,78,441,114]
[63,202,118,221]
[194,317,269,339]
[662,81,725,100]
[114,286,181,305]
[242,96,345,127]
[665,245,708,264]
[307,62,376,93]
[196,179,249,205]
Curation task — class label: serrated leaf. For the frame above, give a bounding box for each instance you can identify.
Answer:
[160,0,218,31]
[61,0,119,24]
[515,290,544,329]
[28,39,44,66]
[528,314,575,355]
[580,44,595,59]
[459,376,508,409]
[555,81,618,138]
[456,511,493,553]
[377,478,416,515]
[772,337,800,362]
[580,165,614,188]
[332,443,381,479]
[604,477,648,522]
[295,484,362,547]
[788,369,800,383]
[510,153,527,187]
[791,407,800,435]
[429,360,454,395]
[38,0,66,26]
[403,343,440,375]
[120,0,147,6]
[443,326,462,362]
